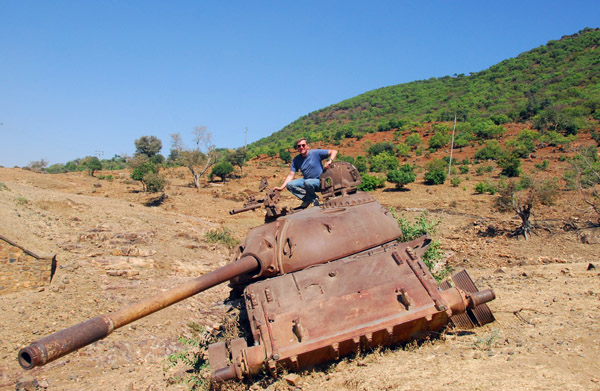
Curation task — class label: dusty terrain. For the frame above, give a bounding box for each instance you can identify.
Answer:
[1,145,599,390]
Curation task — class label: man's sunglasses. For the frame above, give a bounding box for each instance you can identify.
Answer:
[296,143,307,149]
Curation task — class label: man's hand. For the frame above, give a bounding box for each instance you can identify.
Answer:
[273,185,285,192]
[323,158,334,170]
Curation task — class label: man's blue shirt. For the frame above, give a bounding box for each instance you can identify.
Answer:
[291,149,330,179]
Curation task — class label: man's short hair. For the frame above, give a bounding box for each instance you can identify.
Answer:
[295,137,308,147]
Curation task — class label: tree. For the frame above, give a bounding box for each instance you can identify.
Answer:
[387,164,416,189]
[27,159,48,173]
[82,156,102,176]
[130,158,158,192]
[496,178,559,239]
[210,161,234,182]
[226,148,248,176]
[172,126,217,189]
[565,146,600,225]
[134,136,163,158]
[279,149,292,164]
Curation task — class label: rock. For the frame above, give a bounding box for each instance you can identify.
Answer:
[16,376,38,391]
[588,263,596,271]
[284,373,302,387]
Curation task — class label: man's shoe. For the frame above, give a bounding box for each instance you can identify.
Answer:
[299,199,311,209]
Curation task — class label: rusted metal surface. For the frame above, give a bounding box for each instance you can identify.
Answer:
[18,256,259,369]
[210,237,495,380]
[440,269,496,328]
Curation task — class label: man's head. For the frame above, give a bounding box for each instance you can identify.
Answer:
[295,138,309,157]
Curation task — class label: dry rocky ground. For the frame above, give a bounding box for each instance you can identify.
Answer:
[0,150,599,390]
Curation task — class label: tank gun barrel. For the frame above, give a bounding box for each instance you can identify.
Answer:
[18,255,260,370]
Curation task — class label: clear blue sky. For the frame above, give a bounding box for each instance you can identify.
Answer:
[1,1,598,167]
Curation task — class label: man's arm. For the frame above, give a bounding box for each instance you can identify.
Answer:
[274,170,296,191]
[323,149,338,169]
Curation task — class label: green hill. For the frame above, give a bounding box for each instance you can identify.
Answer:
[248,28,600,156]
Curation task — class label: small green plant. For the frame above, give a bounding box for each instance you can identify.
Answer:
[16,197,28,205]
[450,177,462,187]
[204,227,239,249]
[473,328,500,351]
[535,160,549,171]
[475,165,494,176]
[394,211,451,281]
[474,180,497,195]
[0,182,8,191]
[459,165,469,174]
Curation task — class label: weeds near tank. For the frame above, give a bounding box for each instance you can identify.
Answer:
[164,314,251,390]
[393,210,452,282]
[204,227,239,249]
[472,328,500,351]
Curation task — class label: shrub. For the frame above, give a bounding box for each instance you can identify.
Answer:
[424,159,447,185]
[358,174,386,191]
[395,211,449,281]
[387,164,417,188]
[475,165,494,175]
[367,142,396,157]
[428,130,450,150]
[131,161,158,191]
[474,140,504,161]
[535,160,549,171]
[396,143,411,157]
[497,154,522,177]
[459,165,469,174]
[369,152,398,173]
[143,172,166,193]
[354,155,368,173]
[210,161,234,181]
[204,227,239,249]
[405,133,422,149]
[450,177,462,187]
[475,180,497,194]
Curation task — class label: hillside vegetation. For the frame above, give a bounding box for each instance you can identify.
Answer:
[249,28,600,156]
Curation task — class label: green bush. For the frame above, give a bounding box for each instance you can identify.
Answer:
[387,164,416,188]
[143,172,166,193]
[459,165,469,174]
[475,164,494,175]
[405,133,422,149]
[424,159,447,185]
[474,180,497,194]
[450,177,462,187]
[395,211,449,281]
[367,142,396,157]
[204,227,239,249]
[358,174,386,191]
[474,140,505,161]
[369,152,398,173]
[497,154,522,177]
[210,161,234,181]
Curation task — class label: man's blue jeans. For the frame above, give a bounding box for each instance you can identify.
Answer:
[286,178,320,202]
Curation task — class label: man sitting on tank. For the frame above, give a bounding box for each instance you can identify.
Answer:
[274,138,337,208]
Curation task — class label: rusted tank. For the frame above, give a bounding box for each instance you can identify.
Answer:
[18,161,495,382]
